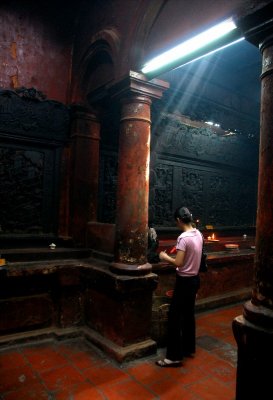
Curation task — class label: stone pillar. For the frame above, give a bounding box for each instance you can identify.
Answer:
[233,35,273,399]
[110,71,169,274]
[70,105,100,245]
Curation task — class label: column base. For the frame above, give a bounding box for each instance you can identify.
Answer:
[82,326,157,363]
[233,303,273,399]
[110,262,152,275]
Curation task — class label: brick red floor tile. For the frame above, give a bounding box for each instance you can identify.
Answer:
[212,344,237,367]
[56,341,97,358]
[39,364,85,391]
[127,361,175,384]
[149,377,199,399]
[2,382,49,400]
[0,364,39,393]
[83,364,129,386]
[0,303,241,399]
[183,349,218,366]
[68,350,107,370]
[99,378,155,400]
[173,365,210,385]
[0,350,26,370]
[200,359,236,383]
[187,376,235,400]
[54,382,104,400]
[22,346,68,372]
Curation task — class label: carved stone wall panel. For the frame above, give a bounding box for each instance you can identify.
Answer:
[149,163,174,226]
[207,174,232,226]
[0,146,44,234]
[148,109,258,228]
[151,111,258,171]
[99,151,118,223]
[149,160,256,227]
[179,166,206,223]
[0,89,70,143]
[0,88,70,236]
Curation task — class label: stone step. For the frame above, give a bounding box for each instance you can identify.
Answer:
[1,247,92,262]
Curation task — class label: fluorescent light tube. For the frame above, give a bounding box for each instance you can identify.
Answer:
[141,18,241,76]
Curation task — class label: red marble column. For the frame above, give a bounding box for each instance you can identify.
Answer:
[110,72,169,274]
[70,105,101,245]
[116,94,151,266]
[233,34,273,399]
[252,36,273,310]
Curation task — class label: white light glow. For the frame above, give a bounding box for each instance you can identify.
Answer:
[142,18,238,74]
[224,131,236,136]
[175,37,244,69]
[205,122,221,127]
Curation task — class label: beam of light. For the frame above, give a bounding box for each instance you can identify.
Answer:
[141,18,242,76]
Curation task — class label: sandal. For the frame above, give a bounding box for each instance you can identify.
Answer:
[155,359,182,368]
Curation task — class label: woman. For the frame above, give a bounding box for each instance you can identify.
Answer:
[156,206,203,367]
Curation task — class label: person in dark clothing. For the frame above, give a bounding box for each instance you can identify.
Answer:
[147,226,160,263]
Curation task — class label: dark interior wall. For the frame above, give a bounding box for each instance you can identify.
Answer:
[149,110,258,228]
[0,1,77,236]
[0,0,77,103]
[70,0,149,102]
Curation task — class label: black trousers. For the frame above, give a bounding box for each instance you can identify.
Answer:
[166,274,200,361]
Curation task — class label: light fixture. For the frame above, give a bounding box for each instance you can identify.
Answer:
[141,18,243,77]
[205,121,221,127]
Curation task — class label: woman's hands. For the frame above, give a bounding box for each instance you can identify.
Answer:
[159,250,169,261]
[159,249,185,268]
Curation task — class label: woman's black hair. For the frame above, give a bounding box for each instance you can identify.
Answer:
[174,206,193,223]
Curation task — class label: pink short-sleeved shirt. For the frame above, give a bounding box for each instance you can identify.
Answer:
[176,229,203,277]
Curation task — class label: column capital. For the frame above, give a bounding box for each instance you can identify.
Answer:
[238,2,273,48]
[70,103,100,140]
[70,103,99,121]
[109,70,169,101]
[259,35,273,79]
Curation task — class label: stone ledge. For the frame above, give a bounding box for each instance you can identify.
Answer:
[0,325,157,363]
[1,259,158,294]
[0,326,81,350]
[196,287,252,312]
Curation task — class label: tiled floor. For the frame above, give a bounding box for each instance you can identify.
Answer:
[0,303,242,400]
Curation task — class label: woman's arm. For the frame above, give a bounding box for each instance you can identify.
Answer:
[159,249,185,268]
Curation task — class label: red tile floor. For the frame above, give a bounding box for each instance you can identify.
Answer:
[0,303,242,400]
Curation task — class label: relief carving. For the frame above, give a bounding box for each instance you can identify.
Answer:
[0,88,70,235]
[99,152,118,223]
[149,109,258,228]
[180,167,205,222]
[0,88,70,142]
[149,163,173,226]
[0,147,44,234]
[152,111,258,169]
